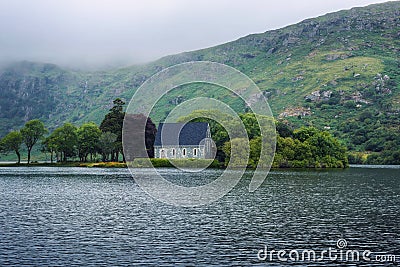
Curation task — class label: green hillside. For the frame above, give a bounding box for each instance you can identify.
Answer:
[0,1,399,162]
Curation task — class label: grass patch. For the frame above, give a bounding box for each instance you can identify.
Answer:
[131,158,221,169]
[80,162,127,168]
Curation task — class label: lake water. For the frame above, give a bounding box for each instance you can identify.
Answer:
[0,166,399,266]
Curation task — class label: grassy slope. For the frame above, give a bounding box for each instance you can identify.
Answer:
[120,1,399,127]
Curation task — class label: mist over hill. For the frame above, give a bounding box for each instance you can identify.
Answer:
[0,1,399,158]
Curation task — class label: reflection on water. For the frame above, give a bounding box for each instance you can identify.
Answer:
[0,167,399,266]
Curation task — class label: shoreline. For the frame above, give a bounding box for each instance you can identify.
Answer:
[0,162,398,169]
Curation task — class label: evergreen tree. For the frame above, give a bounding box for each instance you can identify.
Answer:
[100,98,125,161]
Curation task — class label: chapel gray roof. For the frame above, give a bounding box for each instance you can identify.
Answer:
[154,122,209,146]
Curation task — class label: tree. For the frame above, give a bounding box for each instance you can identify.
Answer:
[42,135,58,163]
[51,123,78,162]
[1,131,23,164]
[307,131,346,160]
[20,119,47,164]
[100,98,125,161]
[240,113,261,140]
[359,111,373,122]
[223,138,250,167]
[293,126,318,142]
[98,132,117,162]
[76,122,101,162]
[276,121,294,138]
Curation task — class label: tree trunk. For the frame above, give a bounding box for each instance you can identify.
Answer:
[16,150,21,164]
[27,147,32,164]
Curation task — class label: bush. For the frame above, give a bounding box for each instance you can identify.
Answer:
[344,101,356,109]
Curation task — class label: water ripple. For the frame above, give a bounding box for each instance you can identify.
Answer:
[0,167,398,266]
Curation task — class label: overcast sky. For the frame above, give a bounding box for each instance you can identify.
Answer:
[0,0,390,69]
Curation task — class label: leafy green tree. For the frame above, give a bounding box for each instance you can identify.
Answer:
[387,150,400,164]
[307,131,347,164]
[248,135,276,169]
[359,111,373,122]
[76,122,101,162]
[239,113,260,139]
[223,138,250,167]
[273,127,348,168]
[98,132,117,162]
[1,131,23,164]
[42,135,58,163]
[327,92,341,105]
[249,137,261,168]
[50,123,78,162]
[364,137,384,152]
[275,121,294,138]
[293,141,313,162]
[274,136,297,167]
[20,119,47,164]
[100,98,125,161]
[174,109,347,168]
[293,126,319,142]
